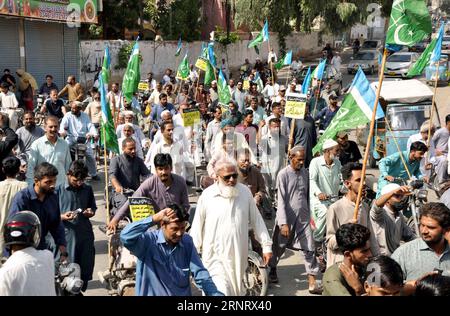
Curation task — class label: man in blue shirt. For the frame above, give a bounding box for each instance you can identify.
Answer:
[150,93,176,124]
[314,93,339,131]
[9,162,68,260]
[120,204,223,296]
[376,141,428,198]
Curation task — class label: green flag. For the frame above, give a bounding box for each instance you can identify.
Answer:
[248,20,269,48]
[385,0,431,47]
[407,37,438,77]
[274,56,286,70]
[176,53,190,80]
[122,42,141,103]
[218,69,231,105]
[204,60,215,85]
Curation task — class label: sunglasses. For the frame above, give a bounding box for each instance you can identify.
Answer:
[222,173,238,181]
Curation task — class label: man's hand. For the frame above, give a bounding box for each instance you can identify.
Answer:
[61,212,75,221]
[385,175,395,182]
[107,218,119,234]
[423,176,430,184]
[317,193,328,201]
[425,163,433,171]
[339,263,364,295]
[59,131,67,138]
[280,224,290,238]
[254,194,262,206]
[83,208,95,218]
[394,186,411,195]
[115,186,123,194]
[436,150,443,157]
[152,208,178,224]
[262,252,273,266]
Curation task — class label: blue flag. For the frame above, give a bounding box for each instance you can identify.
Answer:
[284,50,292,65]
[262,20,269,42]
[208,42,216,67]
[430,24,444,64]
[312,59,327,81]
[301,66,312,94]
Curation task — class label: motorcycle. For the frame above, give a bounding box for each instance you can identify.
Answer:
[70,136,89,162]
[55,261,84,296]
[34,94,46,126]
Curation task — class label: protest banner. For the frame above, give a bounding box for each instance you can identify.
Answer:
[128,197,155,222]
[182,108,201,127]
[195,58,208,71]
[284,93,307,119]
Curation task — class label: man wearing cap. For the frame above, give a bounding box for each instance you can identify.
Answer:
[209,81,219,103]
[314,93,340,131]
[335,131,362,166]
[60,101,99,180]
[274,85,287,103]
[262,80,279,103]
[376,141,428,198]
[309,139,341,243]
[370,183,416,256]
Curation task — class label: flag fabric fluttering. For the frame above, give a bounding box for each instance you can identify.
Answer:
[430,23,444,64]
[312,68,385,154]
[122,41,141,103]
[175,36,182,57]
[218,69,231,105]
[99,46,119,154]
[176,53,190,80]
[274,50,293,70]
[385,0,432,49]
[204,59,216,85]
[208,42,216,68]
[406,37,438,77]
[312,59,327,81]
[248,20,269,49]
[301,66,312,94]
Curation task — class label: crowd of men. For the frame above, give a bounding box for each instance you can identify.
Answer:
[0,48,450,297]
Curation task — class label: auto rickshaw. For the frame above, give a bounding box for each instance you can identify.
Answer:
[363,79,440,168]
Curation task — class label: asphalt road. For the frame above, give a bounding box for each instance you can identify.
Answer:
[85,51,450,296]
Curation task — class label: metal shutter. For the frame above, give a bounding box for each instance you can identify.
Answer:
[63,26,80,84]
[0,18,20,76]
[24,20,64,89]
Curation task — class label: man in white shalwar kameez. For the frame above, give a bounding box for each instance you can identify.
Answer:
[190,159,272,296]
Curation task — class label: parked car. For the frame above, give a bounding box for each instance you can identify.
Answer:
[409,40,427,53]
[347,50,379,75]
[384,52,420,78]
[426,54,449,86]
[361,40,382,50]
[441,35,450,55]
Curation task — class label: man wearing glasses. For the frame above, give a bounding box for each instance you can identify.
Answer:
[190,158,272,296]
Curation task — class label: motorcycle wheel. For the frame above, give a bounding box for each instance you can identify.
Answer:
[244,250,268,296]
[120,285,135,296]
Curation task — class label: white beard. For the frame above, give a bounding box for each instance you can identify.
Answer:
[217,179,238,199]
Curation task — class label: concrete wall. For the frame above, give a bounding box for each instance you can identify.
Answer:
[79,32,337,87]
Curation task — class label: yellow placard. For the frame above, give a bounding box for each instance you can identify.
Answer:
[285,93,307,119]
[243,80,250,91]
[138,82,149,91]
[182,108,201,127]
[195,58,208,71]
[128,197,155,222]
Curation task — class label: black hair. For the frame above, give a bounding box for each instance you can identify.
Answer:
[160,120,174,132]
[364,255,404,288]
[336,223,371,253]
[0,82,9,89]
[271,102,281,110]
[410,141,428,152]
[446,114,450,124]
[68,160,89,180]
[159,92,168,100]
[166,203,189,223]
[154,153,172,168]
[4,69,10,73]
[49,88,58,95]
[243,109,254,118]
[420,203,450,229]
[0,112,10,128]
[341,162,363,181]
[34,162,58,181]
[268,118,281,126]
[45,74,53,79]
[415,274,450,296]
[2,156,21,177]
[23,111,35,117]
[122,137,136,148]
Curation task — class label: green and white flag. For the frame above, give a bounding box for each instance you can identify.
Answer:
[313,68,384,155]
[218,69,231,105]
[204,59,216,85]
[274,50,292,70]
[122,42,141,103]
[385,0,431,47]
[176,53,190,80]
[406,37,437,77]
[99,46,119,154]
[248,20,269,49]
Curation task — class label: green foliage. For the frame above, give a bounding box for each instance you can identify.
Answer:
[145,0,202,41]
[336,2,358,22]
[88,24,103,39]
[215,26,240,46]
[115,43,143,70]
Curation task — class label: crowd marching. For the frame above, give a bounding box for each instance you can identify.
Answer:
[1,11,450,297]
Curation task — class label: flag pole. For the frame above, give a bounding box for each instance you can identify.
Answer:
[194,69,202,101]
[426,62,440,163]
[312,79,323,118]
[102,125,113,272]
[353,48,388,220]
[285,65,291,87]
[268,40,275,87]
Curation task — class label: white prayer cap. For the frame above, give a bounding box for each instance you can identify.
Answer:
[380,183,401,196]
[323,139,339,150]
[160,110,171,119]
[123,110,135,117]
[279,85,286,91]
[123,123,134,130]
[420,120,435,133]
[211,80,217,84]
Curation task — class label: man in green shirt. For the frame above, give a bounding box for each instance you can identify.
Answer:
[322,223,373,296]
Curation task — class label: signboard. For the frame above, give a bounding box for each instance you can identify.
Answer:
[284,93,307,119]
[182,108,200,127]
[0,0,98,24]
[195,57,208,71]
[128,197,155,222]
[243,80,250,91]
[138,82,149,91]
